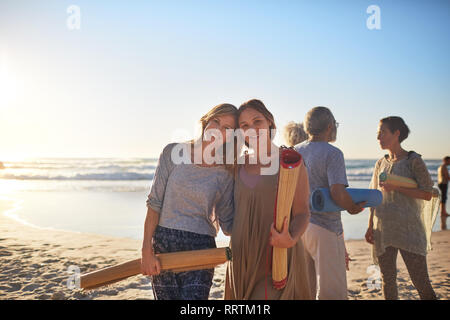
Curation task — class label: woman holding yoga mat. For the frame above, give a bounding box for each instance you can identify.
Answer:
[365,116,437,300]
[141,103,237,300]
[224,99,312,300]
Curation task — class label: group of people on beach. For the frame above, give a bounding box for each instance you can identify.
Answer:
[140,100,448,300]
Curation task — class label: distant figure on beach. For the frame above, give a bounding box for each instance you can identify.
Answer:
[141,103,237,300]
[0,162,4,169]
[294,106,366,300]
[366,116,437,300]
[438,156,450,230]
[283,121,307,147]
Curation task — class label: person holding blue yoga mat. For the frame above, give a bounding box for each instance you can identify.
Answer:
[295,106,366,300]
[365,116,437,300]
[310,188,382,213]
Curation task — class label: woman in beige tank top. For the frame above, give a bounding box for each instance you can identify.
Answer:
[225,99,312,300]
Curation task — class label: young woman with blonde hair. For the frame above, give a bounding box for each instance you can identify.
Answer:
[141,103,237,300]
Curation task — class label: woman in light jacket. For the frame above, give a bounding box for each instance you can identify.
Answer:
[366,116,436,300]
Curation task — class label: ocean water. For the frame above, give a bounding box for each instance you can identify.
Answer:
[0,158,445,241]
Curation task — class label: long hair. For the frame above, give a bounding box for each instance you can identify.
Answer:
[192,103,238,173]
[238,99,277,139]
[199,103,238,139]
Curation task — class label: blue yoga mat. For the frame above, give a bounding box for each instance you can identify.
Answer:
[310,188,383,212]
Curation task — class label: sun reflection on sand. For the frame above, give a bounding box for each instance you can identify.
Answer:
[0,197,24,223]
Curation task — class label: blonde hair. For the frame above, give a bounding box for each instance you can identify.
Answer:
[283,121,307,147]
[199,103,238,139]
[191,103,238,173]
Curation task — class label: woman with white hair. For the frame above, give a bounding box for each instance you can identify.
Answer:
[283,121,308,147]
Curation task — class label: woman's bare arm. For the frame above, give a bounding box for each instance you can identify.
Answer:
[380,182,432,201]
[142,207,160,252]
[141,207,161,275]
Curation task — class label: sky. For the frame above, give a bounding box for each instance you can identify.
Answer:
[0,0,449,160]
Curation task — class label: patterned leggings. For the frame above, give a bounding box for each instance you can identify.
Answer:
[151,226,216,300]
[378,246,436,300]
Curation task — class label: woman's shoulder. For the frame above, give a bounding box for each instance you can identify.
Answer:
[406,150,421,159]
[161,141,194,165]
[408,151,427,169]
[163,142,184,153]
[160,142,179,158]
[405,151,424,164]
[370,157,387,176]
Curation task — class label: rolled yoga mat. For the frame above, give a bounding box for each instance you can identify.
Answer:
[379,172,439,198]
[310,188,383,212]
[379,172,418,189]
[80,247,232,290]
[272,147,302,290]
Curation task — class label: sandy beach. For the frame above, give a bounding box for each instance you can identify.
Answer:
[0,198,448,300]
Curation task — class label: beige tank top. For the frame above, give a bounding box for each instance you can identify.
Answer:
[224,165,312,300]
